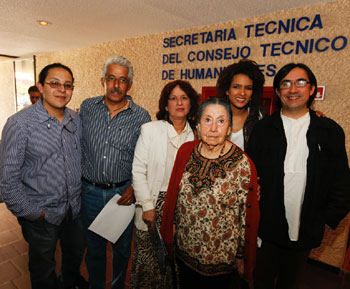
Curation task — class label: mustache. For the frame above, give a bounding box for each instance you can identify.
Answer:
[109,88,123,94]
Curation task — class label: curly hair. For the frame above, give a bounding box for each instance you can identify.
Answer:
[156,80,199,129]
[216,59,265,111]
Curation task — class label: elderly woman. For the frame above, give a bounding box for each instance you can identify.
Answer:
[130,80,199,288]
[216,59,266,150]
[160,98,260,289]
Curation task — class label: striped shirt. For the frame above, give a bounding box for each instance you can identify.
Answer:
[80,95,151,183]
[0,99,82,225]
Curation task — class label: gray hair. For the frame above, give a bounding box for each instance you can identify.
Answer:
[198,98,232,127]
[102,56,134,84]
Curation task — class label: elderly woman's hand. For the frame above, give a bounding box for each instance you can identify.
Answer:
[236,258,244,276]
[257,177,261,201]
[143,209,156,229]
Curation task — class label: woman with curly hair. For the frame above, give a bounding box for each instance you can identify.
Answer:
[216,59,266,150]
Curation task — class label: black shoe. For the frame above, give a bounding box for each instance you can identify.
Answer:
[65,276,89,289]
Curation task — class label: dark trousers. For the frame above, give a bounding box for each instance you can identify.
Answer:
[81,180,133,289]
[177,258,237,289]
[254,240,310,289]
[18,210,85,289]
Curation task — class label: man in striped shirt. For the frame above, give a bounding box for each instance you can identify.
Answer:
[80,56,151,289]
[0,63,87,289]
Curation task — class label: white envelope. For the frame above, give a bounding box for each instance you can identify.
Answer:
[88,194,135,243]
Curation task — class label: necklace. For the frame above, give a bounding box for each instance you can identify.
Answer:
[199,140,226,158]
[111,100,128,112]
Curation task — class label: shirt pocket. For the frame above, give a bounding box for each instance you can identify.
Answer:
[109,127,139,154]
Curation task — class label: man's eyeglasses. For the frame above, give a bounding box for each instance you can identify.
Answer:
[45,81,74,90]
[280,79,310,90]
[105,75,128,84]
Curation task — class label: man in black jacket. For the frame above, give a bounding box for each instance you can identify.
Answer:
[247,63,350,289]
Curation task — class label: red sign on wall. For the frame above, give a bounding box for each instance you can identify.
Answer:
[315,86,325,100]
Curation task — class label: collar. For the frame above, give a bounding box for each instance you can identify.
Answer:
[96,95,136,112]
[281,110,310,123]
[167,121,190,139]
[35,98,75,125]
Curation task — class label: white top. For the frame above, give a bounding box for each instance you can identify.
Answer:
[160,121,192,191]
[281,112,310,241]
[132,120,194,231]
[229,128,244,151]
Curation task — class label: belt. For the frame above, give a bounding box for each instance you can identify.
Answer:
[82,177,129,189]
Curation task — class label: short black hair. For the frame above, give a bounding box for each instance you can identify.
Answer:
[38,63,74,85]
[273,63,317,108]
[28,85,39,94]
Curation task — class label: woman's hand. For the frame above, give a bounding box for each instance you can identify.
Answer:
[143,209,156,229]
[257,177,261,201]
[236,258,244,276]
[316,110,326,118]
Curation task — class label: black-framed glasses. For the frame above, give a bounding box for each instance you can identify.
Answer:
[105,75,128,84]
[280,79,310,90]
[45,81,74,90]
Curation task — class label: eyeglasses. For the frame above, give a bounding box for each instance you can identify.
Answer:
[280,79,310,90]
[45,81,74,90]
[105,75,128,84]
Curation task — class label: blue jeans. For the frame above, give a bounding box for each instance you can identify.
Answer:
[18,209,85,289]
[81,180,133,289]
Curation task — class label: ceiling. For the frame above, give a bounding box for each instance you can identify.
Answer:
[0,0,333,60]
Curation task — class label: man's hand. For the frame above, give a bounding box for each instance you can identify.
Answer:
[38,209,45,221]
[117,185,135,206]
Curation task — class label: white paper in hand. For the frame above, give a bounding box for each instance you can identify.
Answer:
[88,194,135,243]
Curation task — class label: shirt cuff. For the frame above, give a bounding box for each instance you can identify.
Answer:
[141,200,155,212]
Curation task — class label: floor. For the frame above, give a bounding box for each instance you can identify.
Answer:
[1,202,349,289]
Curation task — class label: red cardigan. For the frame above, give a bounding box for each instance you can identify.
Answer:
[160,140,260,280]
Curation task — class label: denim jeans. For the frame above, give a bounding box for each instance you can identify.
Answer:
[81,180,133,289]
[18,209,85,289]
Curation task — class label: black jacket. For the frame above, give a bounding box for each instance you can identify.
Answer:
[247,110,350,249]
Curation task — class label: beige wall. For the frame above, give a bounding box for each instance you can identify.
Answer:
[34,0,350,154]
[0,0,349,268]
[0,61,16,135]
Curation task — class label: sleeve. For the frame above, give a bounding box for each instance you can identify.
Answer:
[79,100,86,120]
[243,155,260,280]
[246,122,260,164]
[236,162,248,259]
[132,125,154,211]
[160,141,195,259]
[0,118,41,220]
[325,124,350,229]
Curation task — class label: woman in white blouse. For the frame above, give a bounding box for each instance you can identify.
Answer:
[130,80,199,288]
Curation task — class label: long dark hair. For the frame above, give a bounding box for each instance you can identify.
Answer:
[156,80,199,129]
